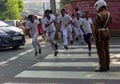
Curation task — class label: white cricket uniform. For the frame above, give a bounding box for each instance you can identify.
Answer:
[81,18,93,35]
[26,20,41,52]
[73,17,84,42]
[58,14,72,46]
[77,10,83,17]
[44,15,57,51]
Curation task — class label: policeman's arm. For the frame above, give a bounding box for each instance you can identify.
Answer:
[94,15,101,36]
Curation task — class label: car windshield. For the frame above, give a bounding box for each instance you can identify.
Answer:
[4,21,15,26]
[0,21,9,27]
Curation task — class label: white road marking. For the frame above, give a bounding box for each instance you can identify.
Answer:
[15,71,120,80]
[0,49,34,66]
[62,45,120,48]
[0,61,9,65]
[45,53,120,59]
[33,62,120,67]
[58,48,120,52]
[8,56,20,61]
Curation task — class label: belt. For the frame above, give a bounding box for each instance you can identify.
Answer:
[98,28,109,31]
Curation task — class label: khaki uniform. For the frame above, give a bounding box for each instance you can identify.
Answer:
[95,11,112,70]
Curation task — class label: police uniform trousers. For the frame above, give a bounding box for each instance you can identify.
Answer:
[95,30,110,70]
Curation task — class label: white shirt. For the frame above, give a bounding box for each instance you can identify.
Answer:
[77,10,83,17]
[26,20,39,36]
[58,14,72,29]
[50,14,55,20]
[41,18,46,31]
[73,17,83,28]
[44,15,56,33]
[81,18,93,34]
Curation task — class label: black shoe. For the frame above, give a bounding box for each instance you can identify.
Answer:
[107,66,110,71]
[39,49,41,54]
[55,44,58,49]
[54,51,58,56]
[35,52,38,56]
[70,40,73,45]
[76,37,78,41]
[95,69,108,72]
[64,45,68,49]
[88,51,91,56]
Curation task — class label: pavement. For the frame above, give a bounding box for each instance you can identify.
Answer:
[0,36,120,84]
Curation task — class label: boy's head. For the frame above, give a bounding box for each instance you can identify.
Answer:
[84,11,89,18]
[45,9,50,17]
[28,15,34,21]
[61,9,66,16]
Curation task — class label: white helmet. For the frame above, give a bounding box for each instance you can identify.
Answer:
[94,0,107,11]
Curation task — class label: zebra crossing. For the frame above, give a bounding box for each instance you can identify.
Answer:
[15,44,120,82]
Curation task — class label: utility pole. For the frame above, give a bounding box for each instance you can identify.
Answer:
[50,0,56,16]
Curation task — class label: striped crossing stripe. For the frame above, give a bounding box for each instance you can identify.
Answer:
[15,45,120,80]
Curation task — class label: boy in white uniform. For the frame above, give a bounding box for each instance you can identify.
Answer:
[58,9,72,49]
[26,15,41,56]
[73,13,84,44]
[44,10,58,56]
[81,11,93,56]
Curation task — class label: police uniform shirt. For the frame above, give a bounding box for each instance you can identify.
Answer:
[81,18,93,34]
[58,14,72,29]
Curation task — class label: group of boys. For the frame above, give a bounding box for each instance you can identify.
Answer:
[26,0,112,72]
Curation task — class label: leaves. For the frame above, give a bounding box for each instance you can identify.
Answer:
[0,0,24,20]
[60,0,70,7]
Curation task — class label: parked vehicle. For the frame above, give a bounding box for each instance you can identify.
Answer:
[0,21,25,49]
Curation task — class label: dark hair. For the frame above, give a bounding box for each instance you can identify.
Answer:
[75,8,79,11]
[85,11,89,14]
[45,9,50,14]
[28,15,34,20]
[72,14,74,16]
[61,9,65,12]
[49,10,53,14]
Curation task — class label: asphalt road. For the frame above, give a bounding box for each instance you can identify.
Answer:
[0,36,120,84]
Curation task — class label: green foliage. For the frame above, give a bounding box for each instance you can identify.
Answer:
[18,0,24,12]
[60,0,70,7]
[0,0,24,20]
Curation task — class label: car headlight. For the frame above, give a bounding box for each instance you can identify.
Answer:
[19,30,24,35]
[0,31,8,36]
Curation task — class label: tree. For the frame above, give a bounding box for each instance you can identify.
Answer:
[18,0,24,12]
[0,0,24,20]
[5,0,21,20]
[60,0,70,7]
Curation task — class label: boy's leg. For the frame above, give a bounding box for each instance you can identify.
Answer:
[32,35,39,56]
[61,28,68,49]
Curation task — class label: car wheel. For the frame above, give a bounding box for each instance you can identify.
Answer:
[12,46,20,49]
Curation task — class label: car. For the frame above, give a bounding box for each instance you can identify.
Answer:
[0,21,25,49]
[4,20,30,37]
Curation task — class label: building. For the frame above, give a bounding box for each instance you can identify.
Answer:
[63,0,120,36]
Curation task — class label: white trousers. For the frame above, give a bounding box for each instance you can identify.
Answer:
[61,28,73,46]
[48,31,57,52]
[32,34,41,52]
[67,27,73,41]
[74,28,84,42]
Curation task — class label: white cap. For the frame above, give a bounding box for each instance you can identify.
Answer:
[94,0,107,11]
